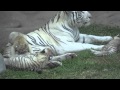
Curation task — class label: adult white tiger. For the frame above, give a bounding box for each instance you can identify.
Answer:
[4,11,112,70]
[9,11,113,55]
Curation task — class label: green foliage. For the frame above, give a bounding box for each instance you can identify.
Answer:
[0,24,120,79]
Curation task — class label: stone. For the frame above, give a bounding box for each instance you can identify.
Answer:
[0,53,6,73]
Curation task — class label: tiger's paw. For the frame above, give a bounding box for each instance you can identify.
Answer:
[90,48,96,52]
[104,36,113,42]
[47,61,62,68]
[65,53,77,59]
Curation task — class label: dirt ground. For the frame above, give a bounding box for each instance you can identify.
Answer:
[0,11,120,49]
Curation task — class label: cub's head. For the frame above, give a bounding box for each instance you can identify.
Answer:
[65,11,92,27]
[35,48,54,62]
[14,35,29,54]
[114,34,120,40]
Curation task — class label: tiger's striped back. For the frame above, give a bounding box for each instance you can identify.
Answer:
[24,11,91,55]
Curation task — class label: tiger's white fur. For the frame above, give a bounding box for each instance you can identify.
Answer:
[2,11,113,71]
[9,11,113,55]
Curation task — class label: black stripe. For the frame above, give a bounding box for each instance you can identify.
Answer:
[72,12,76,24]
[83,36,85,43]
[35,33,48,46]
[25,56,29,69]
[56,14,60,22]
[27,34,40,46]
[37,36,46,45]
[27,35,34,41]
[33,50,40,51]
[40,28,48,35]
[46,42,57,55]
[75,37,80,42]
[36,28,56,45]
[40,18,64,44]
[43,25,62,44]
[26,40,33,45]
[18,56,21,68]
[46,22,50,30]
[27,35,38,45]
[51,15,56,23]
[27,56,33,69]
[23,57,26,69]
[30,56,38,68]
[21,56,24,68]
[75,12,78,19]
[62,25,74,34]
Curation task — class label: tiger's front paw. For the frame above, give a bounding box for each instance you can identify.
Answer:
[47,61,62,68]
[105,36,113,42]
[90,49,97,54]
[65,53,77,59]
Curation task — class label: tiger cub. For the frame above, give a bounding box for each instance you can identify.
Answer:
[8,32,32,55]
[3,46,77,72]
[91,34,120,56]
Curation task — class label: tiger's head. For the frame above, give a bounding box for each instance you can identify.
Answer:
[65,11,92,27]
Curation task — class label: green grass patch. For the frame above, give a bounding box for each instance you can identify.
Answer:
[0,24,120,79]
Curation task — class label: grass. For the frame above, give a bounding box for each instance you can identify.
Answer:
[0,24,120,79]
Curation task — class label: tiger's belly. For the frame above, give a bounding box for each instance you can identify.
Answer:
[50,29,76,42]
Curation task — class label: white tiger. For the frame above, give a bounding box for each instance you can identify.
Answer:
[8,11,113,55]
[91,34,120,56]
[2,11,113,71]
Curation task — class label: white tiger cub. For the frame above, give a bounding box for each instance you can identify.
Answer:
[7,32,33,55]
[3,45,77,72]
[91,34,120,56]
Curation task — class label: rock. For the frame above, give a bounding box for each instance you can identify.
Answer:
[0,53,6,73]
